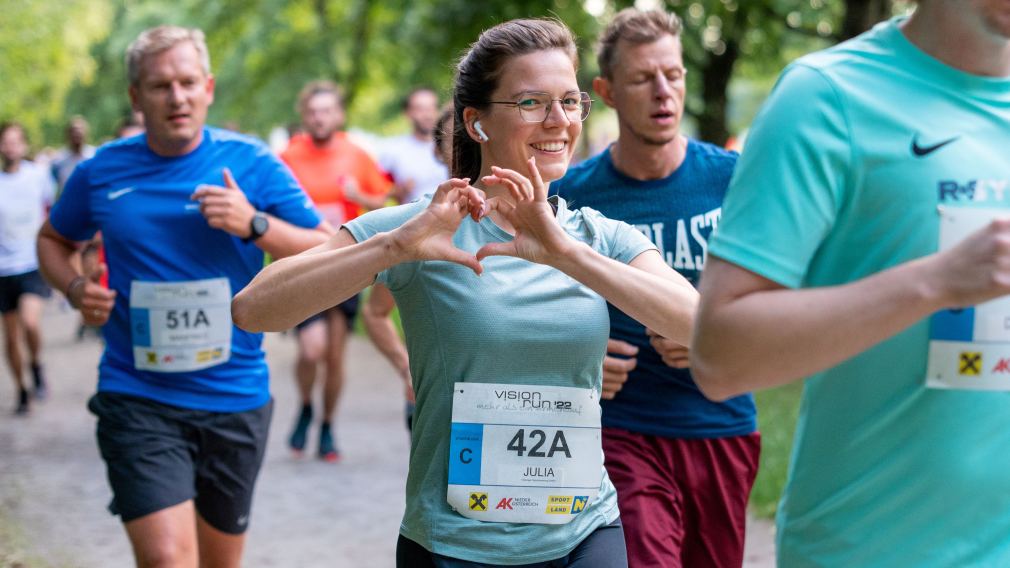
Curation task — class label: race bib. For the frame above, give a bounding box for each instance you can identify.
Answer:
[130,278,232,372]
[447,382,602,524]
[927,207,1010,390]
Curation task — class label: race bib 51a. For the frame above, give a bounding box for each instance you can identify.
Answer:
[129,278,232,373]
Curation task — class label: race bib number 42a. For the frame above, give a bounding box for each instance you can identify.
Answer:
[130,278,232,373]
[927,207,1010,390]
[447,382,602,524]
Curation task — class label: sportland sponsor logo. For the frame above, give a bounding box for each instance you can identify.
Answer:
[545,495,588,515]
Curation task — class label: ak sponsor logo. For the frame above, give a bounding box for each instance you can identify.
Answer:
[469,492,488,512]
[146,351,158,365]
[937,179,1010,203]
[959,351,982,376]
[495,497,539,511]
[992,359,1010,374]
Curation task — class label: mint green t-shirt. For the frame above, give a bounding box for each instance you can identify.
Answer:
[709,18,1010,567]
[345,196,655,564]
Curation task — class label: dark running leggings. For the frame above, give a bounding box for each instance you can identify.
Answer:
[395,518,627,567]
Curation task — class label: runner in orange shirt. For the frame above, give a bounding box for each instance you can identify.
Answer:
[280,80,391,461]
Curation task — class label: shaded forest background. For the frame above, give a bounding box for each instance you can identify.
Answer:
[3,0,911,149]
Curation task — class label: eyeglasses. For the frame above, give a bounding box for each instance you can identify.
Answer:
[488,91,593,123]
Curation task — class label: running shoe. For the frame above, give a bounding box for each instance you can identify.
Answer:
[318,422,340,462]
[15,389,29,415]
[31,364,47,400]
[288,403,313,455]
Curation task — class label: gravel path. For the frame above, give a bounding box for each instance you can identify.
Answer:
[0,302,775,567]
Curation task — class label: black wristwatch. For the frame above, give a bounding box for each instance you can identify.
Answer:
[244,212,269,242]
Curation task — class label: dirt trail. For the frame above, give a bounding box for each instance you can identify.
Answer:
[0,303,774,567]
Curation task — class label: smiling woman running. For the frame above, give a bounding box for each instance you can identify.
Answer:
[232,18,697,568]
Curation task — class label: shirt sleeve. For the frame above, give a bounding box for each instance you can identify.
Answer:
[48,159,96,242]
[708,63,853,288]
[343,199,428,289]
[558,198,657,264]
[251,148,321,229]
[40,165,57,206]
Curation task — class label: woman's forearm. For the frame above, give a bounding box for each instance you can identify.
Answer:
[232,230,405,332]
[552,246,698,345]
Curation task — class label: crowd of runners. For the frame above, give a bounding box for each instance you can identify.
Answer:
[2,1,1009,566]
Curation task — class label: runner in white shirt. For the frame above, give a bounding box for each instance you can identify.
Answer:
[380,87,449,204]
[0,122,56,414]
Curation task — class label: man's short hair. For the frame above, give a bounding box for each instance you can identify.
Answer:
[296,80,344,114]
[597,8,683,79]
[126,26,211,86]
[0,121,25,140]
[67,115,88,132]
[402,86,437,111]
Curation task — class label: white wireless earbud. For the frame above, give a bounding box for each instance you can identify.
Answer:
[474,121,489,142]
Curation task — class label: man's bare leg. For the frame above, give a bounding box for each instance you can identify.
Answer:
[19,294,45,397]
[124,501,198,568]
[319,310,349,461]
[289,318,326,454]
[2,311,27,413]
[196,512,245,568]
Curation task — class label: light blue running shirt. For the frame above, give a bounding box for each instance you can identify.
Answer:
[709,18,1010,567]
[345,196,655,564]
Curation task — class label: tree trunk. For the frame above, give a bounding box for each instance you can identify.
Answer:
[697,42,738,146]
[842,0,893,40]
[344,0,376,107]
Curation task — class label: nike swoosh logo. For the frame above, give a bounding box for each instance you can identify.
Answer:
[107,187,137,200]
[911,135,959,157]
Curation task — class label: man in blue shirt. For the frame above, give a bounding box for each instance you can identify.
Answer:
[36,26,329,567]
[552,8,758,567]
[694,1,1010,565]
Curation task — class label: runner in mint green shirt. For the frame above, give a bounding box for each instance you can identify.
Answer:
[693,2,1010,566]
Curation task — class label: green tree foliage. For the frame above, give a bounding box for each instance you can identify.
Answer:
[0,0,112,147]
[7,0,910,148]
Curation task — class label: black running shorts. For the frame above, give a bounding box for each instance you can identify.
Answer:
[0,270,52,313]
[88,391,273,534]
[295,293,360,332]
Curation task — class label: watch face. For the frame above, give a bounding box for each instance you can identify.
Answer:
[252,214,269,237]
